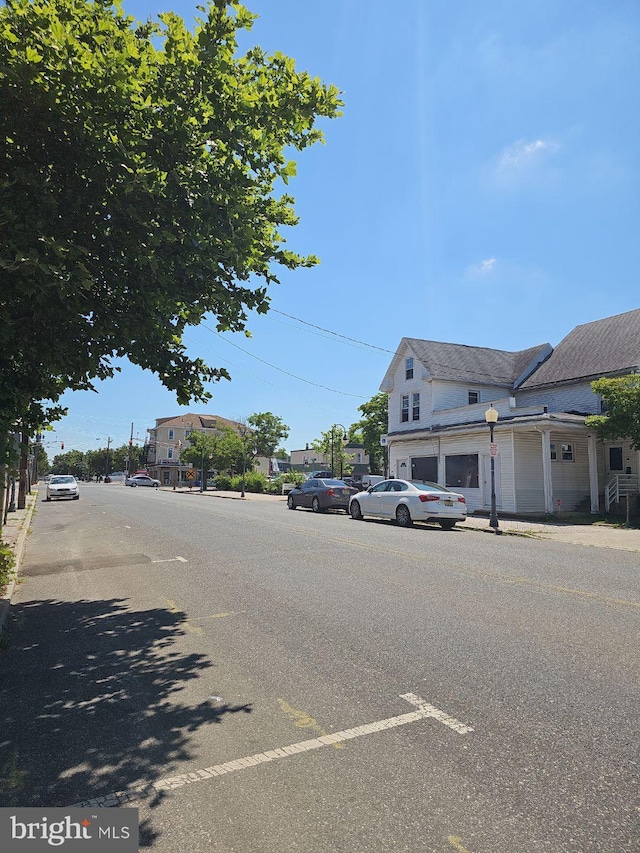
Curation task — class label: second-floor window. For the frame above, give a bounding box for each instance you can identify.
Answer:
[468,390,479,405]
[401,395,409,422]
[412,392,420,421]
[405,357,413,380]
[168,429,174,440]
[167,448,173,459]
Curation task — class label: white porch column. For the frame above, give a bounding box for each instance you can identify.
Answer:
[587,434,600,514]
[540,429,554,514]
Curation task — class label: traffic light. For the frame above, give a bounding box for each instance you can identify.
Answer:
[61,442,64,450]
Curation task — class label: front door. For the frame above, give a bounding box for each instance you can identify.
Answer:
[396,458,409,480]
[482,455,502,508]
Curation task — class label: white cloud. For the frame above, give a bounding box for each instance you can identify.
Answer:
[491,138,561,188]
[467,257,497,276]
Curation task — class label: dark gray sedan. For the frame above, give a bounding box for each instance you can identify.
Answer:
[287,478,358,513]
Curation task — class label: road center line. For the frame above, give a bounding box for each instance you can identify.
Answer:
[70,693,473,809]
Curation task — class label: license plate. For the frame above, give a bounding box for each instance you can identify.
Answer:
[443,499,453,506]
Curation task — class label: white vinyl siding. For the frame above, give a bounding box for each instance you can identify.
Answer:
[517,382,599,414]
[432,380,507,413]
[513,433,546,513]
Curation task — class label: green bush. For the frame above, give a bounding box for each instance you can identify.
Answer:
[214,474,233,491]
[0,543,16,593]
[228,472,267,493]
[265,472,305,493]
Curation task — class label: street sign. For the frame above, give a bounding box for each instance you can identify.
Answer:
[490,443,498,458]
[186,469,196,480]
[380,435,388,446]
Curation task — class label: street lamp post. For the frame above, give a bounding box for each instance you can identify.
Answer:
[330,424,347,478]
[484,405,501,534]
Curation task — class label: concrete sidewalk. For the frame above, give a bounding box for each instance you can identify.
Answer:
[163,486,640,553]
[0,488,37,632]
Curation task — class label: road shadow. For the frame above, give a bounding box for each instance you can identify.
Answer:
[0,597,251,831]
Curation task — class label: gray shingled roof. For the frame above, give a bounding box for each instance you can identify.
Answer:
[519,308,640,388]
[406,338,551,386]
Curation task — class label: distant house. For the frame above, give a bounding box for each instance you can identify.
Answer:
[289,444,370,476]
[146,414,246,487]
[380,308,640,515]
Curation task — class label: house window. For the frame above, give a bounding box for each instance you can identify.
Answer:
[609,447,623,471]
[468,390,479,405]
[185,429,191,438]
[401,394,409,423]
[405,357,414,380]
[445,454,479,489]
[550,443,557,461]
[561,443,574,461]
[412,392,420,421]
[167,448,173,459]
[168,429,174,440]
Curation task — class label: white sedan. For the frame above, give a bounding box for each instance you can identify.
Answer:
[126,475,160,488]
[349,479,467,530]
[46,475,80,501]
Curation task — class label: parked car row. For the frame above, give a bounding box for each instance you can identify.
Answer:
[287,478,467,530]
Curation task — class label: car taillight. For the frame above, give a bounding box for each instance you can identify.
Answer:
[326,488,335,496]
[457,496,466,503]
[419,494,440,502]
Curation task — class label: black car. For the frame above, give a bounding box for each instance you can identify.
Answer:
[287,478,358,513]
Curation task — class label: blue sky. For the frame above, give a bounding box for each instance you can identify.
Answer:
[49,0,640,457]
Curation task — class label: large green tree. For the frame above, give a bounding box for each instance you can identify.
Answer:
[351,392,388,474]
[0,0,341,456]
[247,412,289,458]
[180,430,219,489]
[586,375,640,448]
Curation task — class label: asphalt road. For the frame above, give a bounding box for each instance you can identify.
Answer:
[1,482,638,852]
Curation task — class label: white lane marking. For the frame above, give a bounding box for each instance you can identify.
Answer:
[151,556,188,564]
[70,693,473,808]
[400,693,474,735]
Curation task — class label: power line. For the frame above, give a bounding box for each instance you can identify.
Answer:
[270,309,395,355]
[201,323,368,399]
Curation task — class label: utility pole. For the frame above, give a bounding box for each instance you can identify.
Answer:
[105,436,112,480]
[126,423,134,483]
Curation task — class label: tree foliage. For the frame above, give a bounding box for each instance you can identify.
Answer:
[50,449,86,476]
[586,375,640,449]
[311,426,353,478]
[351,392,388,473]
[0,0,342,453]
[247,412,289,458]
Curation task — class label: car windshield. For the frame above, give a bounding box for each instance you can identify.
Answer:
[411,481,451,492]
[51,476,75,484]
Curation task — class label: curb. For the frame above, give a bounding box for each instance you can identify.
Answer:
[0,491,37,635]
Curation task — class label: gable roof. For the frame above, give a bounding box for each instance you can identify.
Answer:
[519,308,640,388]
[152,413,245,433]
[381,337,552,390]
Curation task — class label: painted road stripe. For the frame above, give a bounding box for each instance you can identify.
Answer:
[151,556,188,564]
[70,693,473,809]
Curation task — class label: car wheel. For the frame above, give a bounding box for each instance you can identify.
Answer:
[350,500,363,520]
[395,504,413,527]
[130,482,137,487]
[287,495,296,510]
[312,497,323,513]
[439,519,456,530]
[73,495,80,501]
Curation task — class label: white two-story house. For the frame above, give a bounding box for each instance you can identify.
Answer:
[380,308,640,516]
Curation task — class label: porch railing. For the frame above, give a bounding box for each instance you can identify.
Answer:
[605,474,639,511]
